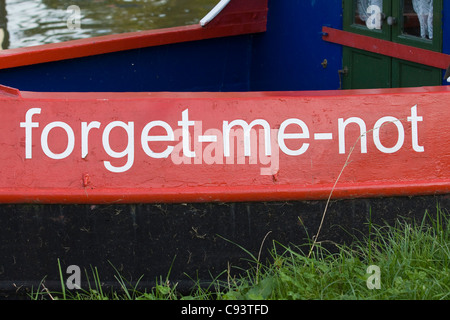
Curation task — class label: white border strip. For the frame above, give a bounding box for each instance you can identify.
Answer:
[200,0,231,27]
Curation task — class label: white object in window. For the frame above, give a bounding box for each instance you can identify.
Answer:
[412,0,433,39]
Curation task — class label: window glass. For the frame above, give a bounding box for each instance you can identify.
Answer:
[402,0,433,39]
[355,0,384,29]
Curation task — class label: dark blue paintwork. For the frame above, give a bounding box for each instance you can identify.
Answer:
[0,1,344,92]
[0,36,254,92]
[250,0,343,91]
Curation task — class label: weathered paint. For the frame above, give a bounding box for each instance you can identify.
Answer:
[1,85,450,204]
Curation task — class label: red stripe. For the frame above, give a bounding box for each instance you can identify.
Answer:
[0,180,449,204]
[322,26,450,69]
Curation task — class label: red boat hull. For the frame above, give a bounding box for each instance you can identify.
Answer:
[2,86,450,204]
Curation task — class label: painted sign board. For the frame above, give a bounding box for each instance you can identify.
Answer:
[1,85,450,204]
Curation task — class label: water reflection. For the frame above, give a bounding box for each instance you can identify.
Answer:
[4,0,217,49]
[0,0,8,49]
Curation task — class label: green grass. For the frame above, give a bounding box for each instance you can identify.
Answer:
[30,206,450,300]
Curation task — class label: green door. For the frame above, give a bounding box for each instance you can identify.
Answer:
[342,0,442,89]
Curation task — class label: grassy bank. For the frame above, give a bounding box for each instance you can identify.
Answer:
[31,206,450,300]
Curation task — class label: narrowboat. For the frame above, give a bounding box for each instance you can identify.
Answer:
[0,0,449,296]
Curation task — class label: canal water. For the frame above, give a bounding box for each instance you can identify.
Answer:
[2,0,217,49]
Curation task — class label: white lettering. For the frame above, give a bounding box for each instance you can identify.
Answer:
[223,119,271,157]
[181,304,215,317]
[102,121,135,173]
[278,118,310,156]
[19,105,425,174]
[178,109,195,158]
[41,121,75,160]
[81,121,101,158]
[20,108,41,159]
[408,105,424,152]
[373,116,404,153]
[338,117,367,154]
[141,121,174,158]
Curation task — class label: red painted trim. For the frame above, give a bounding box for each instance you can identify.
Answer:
[0,84,21,97]
[0,0,268,70]
[322,26,450,69]
[206,0,268,28]
[0,180,449,204]
[18,85,450,100]
[2,85,450,204]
